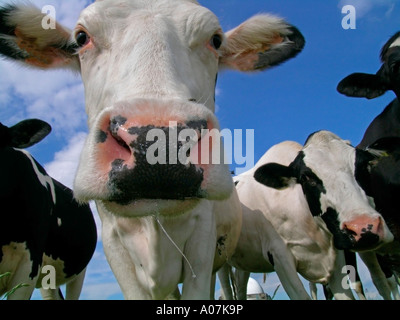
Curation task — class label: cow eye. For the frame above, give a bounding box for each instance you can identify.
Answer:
[210,34,223,50]
[75,31,90,47]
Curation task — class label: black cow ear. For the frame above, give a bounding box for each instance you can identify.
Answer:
[9,119,52,148]
[367,137,400,155]
[337,72,388,99]
[254,162,296,190]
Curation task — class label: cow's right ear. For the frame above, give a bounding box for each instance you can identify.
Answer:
[220,14,305,72]
[9,119,52,148]
[254,162,297,190]
[0,3,79,71]
[337,72,388,99]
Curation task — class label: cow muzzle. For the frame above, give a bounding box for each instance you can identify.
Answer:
[74,99,233,207]
[103,117,208,203]
[323,208,393,251]
[342,215,393,251]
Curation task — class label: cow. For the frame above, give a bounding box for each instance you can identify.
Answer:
[337,31,400,300]
[0,1,305,299]
[0,119,97,300]
[254,131,400,299]
[253,130,393,251]
[337,31,400,148]
[219,140,356,300]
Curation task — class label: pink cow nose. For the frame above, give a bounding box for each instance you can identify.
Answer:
[97,114,214,203]
[342,215,386,250]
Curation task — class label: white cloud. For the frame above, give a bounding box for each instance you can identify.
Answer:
[338,0,396,19]
[44,132,87,188]
[0,0,89,136]
[0,61,86,137]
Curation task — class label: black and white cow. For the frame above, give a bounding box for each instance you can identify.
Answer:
[337,31,400,238]
[253,130,393,252]
[254,131,400,299]
[0,119,97,300]
[337,31,400,299]
[337,31,400,148]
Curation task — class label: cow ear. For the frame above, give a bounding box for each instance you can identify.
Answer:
[337,72,388,99]
[254,162,297,189]
[0,3,79,71]
[219,14,305,72]
[9,119,52,148]
[367,137,400,156]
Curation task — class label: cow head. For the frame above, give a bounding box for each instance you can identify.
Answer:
[355,136,400,240]
[253,130,393,251]
[0,1,305,217]
[0,119,51,149]
[337,31,400,99]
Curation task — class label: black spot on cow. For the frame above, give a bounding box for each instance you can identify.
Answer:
[110,115,127,132]
[217,234,228,256]
[185,120,207,132]
[97,130,108,143]
[289,152,326,217]
[321,208,354,250]
[267,251,274,266]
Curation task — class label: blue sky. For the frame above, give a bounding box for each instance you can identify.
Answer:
[1,0,399,300]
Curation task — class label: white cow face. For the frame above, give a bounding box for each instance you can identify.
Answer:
[254,130,393,251]
[0,0,305,217]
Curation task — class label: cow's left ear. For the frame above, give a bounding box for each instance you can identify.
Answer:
[254,162,297,189]
[337,72,388,99]
[0,3,79,71]
[219,14,305,72]
[9,119,52,148]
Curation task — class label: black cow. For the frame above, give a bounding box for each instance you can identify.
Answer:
[0,119,97,300]
[337,31,400,300]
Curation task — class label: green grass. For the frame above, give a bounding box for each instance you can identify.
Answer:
[0,272,30,300]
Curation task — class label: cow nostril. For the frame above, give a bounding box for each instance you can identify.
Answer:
[343,224,357,238]
[109,117,131,154]
[110,129,131,153]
